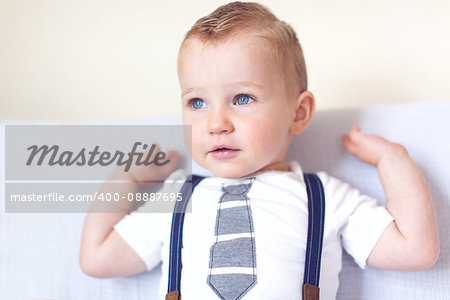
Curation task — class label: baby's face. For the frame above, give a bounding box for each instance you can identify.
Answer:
[178,36,297,178]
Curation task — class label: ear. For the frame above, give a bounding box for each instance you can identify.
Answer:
[290,91,315,135]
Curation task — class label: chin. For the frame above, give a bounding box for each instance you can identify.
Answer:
[211,167,257,179]
[214,172,243,179]
[197,159,259,179]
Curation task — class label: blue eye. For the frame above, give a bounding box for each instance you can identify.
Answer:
[191,99,206,109]
[235,94,254,105]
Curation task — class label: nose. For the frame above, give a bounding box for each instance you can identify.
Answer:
[208,108,234,135]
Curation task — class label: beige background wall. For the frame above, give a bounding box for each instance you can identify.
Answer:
[1,0,449,122]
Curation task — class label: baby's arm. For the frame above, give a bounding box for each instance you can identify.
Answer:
[79,149,179,278]
[80,218,146,278]
[342,126,439,271]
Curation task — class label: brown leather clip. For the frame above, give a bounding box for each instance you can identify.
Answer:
[303,283,319,300]
[166,290,179,300]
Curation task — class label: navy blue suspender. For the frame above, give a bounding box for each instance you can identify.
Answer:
[166,173,325,300]
[302,173,326,300]
[166,175,206,300]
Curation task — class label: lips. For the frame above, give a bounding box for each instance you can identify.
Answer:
[208,145,240,159]
[210,145,237,152]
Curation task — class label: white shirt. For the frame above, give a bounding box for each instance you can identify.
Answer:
[114,161,393,300]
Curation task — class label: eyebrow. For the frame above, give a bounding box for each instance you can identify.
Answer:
[181,88,193,97]
[232,82,264,90]
[181,82,264,97]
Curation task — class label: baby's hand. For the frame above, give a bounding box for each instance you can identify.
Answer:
[342,125,407,167]
[110,144,179,183]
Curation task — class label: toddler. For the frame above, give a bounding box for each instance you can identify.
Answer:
[80,2,439,299]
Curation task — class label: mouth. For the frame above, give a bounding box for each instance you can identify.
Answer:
[209,144,239,152]
[208,145,240,158]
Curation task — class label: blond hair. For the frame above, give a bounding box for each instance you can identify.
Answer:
[178,1,307,93]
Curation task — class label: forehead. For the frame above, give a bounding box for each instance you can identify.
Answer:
[178,36,279,88]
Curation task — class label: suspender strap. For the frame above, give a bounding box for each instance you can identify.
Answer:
[166,175,205,300]
[302,173,326,300]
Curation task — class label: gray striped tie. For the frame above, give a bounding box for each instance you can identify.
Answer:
[207,180,257,300]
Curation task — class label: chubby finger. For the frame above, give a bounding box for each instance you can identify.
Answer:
[348,125,364,142]
[126,145,180,182]
[342,125,363,154]
[342,134,358,155]
[163,150,180,170]
[150,149,180,178]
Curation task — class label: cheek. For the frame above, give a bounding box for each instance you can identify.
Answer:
[246,120,288,152]
[189,120,204,151]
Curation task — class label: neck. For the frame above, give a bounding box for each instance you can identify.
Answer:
[251,161,290,175]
